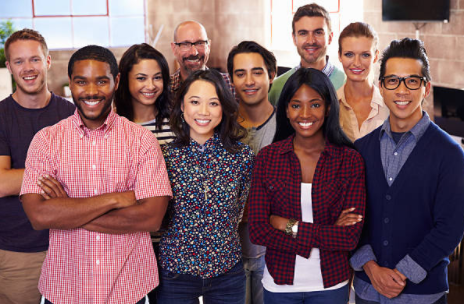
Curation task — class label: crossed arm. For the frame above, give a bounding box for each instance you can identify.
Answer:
[21,175,169,234]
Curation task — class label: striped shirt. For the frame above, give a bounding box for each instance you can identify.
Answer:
[138,118,175,146]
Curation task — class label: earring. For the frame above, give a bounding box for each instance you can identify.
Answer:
[180,112,185,123]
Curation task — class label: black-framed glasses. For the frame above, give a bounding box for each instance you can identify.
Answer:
[380,75,427,90]
[174,40,209,51]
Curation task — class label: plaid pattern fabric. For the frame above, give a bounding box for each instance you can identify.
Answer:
[21,110,172,304]
[248,135,366,287]
[170,68,236,99]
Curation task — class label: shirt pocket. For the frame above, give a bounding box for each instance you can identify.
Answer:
[321,180,346,223]
[264,178,288,214]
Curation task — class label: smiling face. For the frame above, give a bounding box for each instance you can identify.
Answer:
[182,80,222,144]
[171,22,210,78]
[286,84,326,140]
[232,52,273,107]
[380,57,431,132]
[6,40,51,96]
[70,59,119,130]
[292,16,333,69]
[339,36,378,83]
[128,59,163,111]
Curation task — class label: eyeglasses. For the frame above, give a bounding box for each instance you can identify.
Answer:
[174,40,209,51]
[380,75,427,90]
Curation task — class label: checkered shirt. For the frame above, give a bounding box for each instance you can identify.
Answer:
[21,110,172,304]
[248,135,366,287]
[170,68,236,99]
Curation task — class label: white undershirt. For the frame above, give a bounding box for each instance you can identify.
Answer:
[262,183,348,292]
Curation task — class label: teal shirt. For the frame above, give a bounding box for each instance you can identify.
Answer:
[269,63,346,106]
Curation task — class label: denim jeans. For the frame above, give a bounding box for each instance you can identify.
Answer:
[156,261,246,304]
[263,284,349,304]
[355,293,447,304]
[243,255,265,304]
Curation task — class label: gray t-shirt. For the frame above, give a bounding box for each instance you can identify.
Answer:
[239,109,276,258]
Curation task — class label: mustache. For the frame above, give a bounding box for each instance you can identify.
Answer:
[183,55,204,62]
[303,43,320,48]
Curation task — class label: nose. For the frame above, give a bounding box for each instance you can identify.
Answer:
[245,73,254,86]
[188,44,199,56]
[198,102,209,115]
[301,104,310,118]
[396,79,409,94]
[86,82,98,96]
[354,55,361,66]
[307,32,316,44]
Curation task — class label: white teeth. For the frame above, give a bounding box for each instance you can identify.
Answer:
[299,122,314,127]
[84,100,100,106]
[187,59,200,62]
[24,76,37,80]
[244,89,258,93]
[142,92,155,97]
[195,119,210,124]
[396,101,409,106]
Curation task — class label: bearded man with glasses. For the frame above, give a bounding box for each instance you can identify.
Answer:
[170,21,235,96]
[350,37,464,304]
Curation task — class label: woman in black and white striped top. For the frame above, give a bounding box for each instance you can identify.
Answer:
[115,43,175,145]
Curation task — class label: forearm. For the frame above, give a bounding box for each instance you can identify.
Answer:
[351,244,377,271]
[0,168,24,197]
[83,196,169,234]
[21,193,123,230]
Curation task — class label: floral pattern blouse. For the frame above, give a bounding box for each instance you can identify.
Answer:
[160,134,254,278]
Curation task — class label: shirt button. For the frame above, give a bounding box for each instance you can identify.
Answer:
[92,165,96,170]
[389,177,393,181]
[96,259,100,265]
[383,240,389,246]
[96,235,100,241]
[386,195,392,200]
[94,189,98,194]
[92,141,96,146]
[269,185,274,190]
[394,152,398,156]
[384,218,390,224]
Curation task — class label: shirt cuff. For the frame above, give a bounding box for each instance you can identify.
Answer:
[350,244,377,271]
[396,254,427,284]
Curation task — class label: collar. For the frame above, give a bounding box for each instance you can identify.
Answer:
[277,134,339,158]
[189,132,222,150]
[296,56,333,77]
[72,108,117,137]
[338,84,386,110]
[380,111,431,141]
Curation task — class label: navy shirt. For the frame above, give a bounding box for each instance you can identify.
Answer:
[0,93,75,252]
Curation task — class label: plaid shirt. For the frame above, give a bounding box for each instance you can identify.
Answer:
[21,110,172,304]
[170,68,236,99]
[248,135,366,287]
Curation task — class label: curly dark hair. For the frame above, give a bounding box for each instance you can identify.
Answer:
[68,45,118,80]
[170,69,245,153]
[114,43,171,129]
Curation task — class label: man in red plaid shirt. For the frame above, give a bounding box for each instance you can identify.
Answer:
[20,45,172,304]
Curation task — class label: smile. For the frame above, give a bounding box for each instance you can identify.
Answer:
[23,75,38,80]
[350,69,364,74]
[195,119,211,125]
[395,101,410,106]
[244,89,258,94]
[141,92,156,97]
[299,121,314,128]
[83,99,102,106]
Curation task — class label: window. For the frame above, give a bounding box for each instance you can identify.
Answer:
[0,0,146,49]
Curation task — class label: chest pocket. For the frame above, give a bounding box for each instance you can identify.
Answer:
[316,180,346,223]
[264,179,288,214]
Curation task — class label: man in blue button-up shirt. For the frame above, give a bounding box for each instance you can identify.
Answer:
[351,38,464,304]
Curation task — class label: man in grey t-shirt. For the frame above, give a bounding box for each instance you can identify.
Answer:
[228,41,277,304]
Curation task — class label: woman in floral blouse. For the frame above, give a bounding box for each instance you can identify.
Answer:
[157,69,254,303]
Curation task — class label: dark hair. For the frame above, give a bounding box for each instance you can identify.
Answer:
[114,43,171,129]
[5,28,48,61]
[227,41,277,82]
[273,68,354,148]
[292,3,332,34]
[379,38,431,81]
[170,69,245,153]
[68,45,118,80]
[338,22,378,54]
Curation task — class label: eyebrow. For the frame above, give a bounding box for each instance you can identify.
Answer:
[234,67,264,73]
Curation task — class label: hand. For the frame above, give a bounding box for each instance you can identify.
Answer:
[363,261,406,299]
[335,207,362,226]
[269,215,289,232]
[37,175,68,199]
[112,191,137,209]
